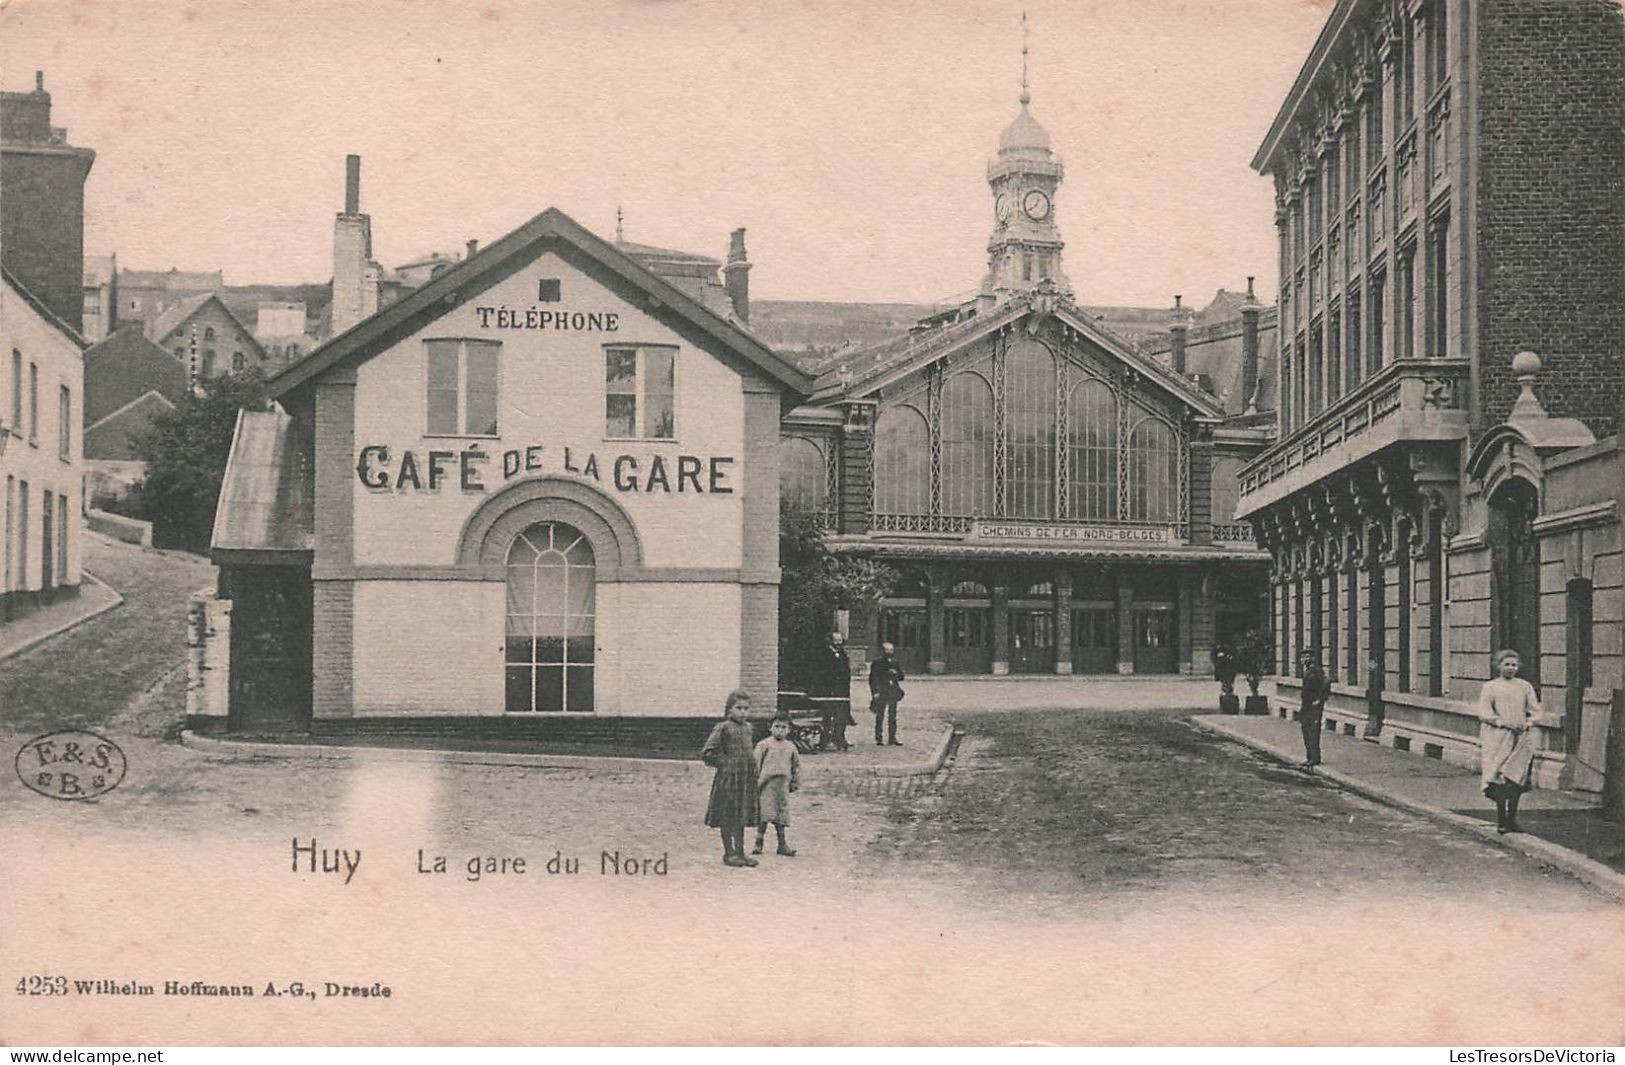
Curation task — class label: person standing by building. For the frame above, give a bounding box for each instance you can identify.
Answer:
[1213,643,1238,696]
[1363,654,1386,740]
[702,690,761,867]
[752,714,801,857]
[868,641,905,746]
[1477,649,1547,834]
[812,630,854,752]
[1298,649,1330,769]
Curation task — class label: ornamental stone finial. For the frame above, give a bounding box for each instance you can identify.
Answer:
[1509,350,1548,420]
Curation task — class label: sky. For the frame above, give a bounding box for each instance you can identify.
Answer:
[1,0,1332,307]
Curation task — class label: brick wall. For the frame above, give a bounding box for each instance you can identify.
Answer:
[738,390,781,698]
[0,150,91,332]
[1476,0,1625,437]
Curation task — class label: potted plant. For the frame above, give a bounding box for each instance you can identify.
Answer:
[1234,628,1274,716]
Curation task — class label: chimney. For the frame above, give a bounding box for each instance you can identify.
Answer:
[723,227,751,322]
[0,70,93,330]
[1169,294,1189,376]
[331,154,376,336]
[344,154,361,215]
[466,239,479,259]
[1241,276,1261,414]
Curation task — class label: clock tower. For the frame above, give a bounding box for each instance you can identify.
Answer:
[981,27,1070,302]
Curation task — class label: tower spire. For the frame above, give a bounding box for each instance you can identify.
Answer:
[1020,11,1030,106]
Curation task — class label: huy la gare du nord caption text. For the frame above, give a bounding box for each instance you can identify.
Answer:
[290,838,670,884]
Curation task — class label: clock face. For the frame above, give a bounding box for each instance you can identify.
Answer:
[1023,189,1051,221]
[995,194,1013,224]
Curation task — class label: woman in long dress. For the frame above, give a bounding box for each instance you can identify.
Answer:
[1476,649,1545,834]
[702,689,761,867]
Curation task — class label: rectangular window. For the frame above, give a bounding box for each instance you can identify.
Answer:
[1428,216,1450,357]
[56,492,68,584]
[1308,331,1323,415]
[1327,312,1342,404]
[18,479,28,592]
[3,475,11,592]
[28,362,38,443]
[7,349,18,433]
[1369,81,1384,165]
[1401,17,1416,125]
[424,339,500,436]
[1369,272,1387,374]
[1346,293,1362,389]
[58,385,70,461]
[604,345,676,440]
[1398,244,1417,360]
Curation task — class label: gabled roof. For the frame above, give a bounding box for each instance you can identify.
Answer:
[147,292,268,362]
[211,408,314,560]
[269,207,813,402]
[146,293,215,343]
[808,292,1225,420]
[118,268,224,292]
[83,327,189,424]
[3,268,87,350]
[84,390,176,462]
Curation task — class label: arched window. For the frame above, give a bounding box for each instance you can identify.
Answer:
[941,370,994,517]
[1067,377,1117,519]
[1127,416,1179,522]
[231,351,245,372]
[505,521,596,712]
[1023,580,1055,598]
[1489,479,1541,688]
[874,404,930,516]
[201,349,216,378]
[204,327,216,340]
[1006,340,1056,518]
[779,436,827,514]
[949,580,988,597]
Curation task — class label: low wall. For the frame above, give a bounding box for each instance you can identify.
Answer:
[186,588,231,723]
[86,508,152,547]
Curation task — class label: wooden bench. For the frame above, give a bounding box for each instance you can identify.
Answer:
[769,691,849,753]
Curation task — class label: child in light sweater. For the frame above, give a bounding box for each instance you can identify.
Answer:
[752,715,802,857]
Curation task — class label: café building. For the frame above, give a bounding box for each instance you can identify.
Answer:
[209,207,811,743]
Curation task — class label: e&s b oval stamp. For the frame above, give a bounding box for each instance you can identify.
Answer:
[15,730,127,801]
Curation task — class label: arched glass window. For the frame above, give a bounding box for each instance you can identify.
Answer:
[1067,377,1118,520]
[779,436,827,514]
[874,404,930,516]
[505,522,596,712]
[204,327,216,340]
[1006,340,1056,518]
[949,580,988,597]
[941,370,994,517]
[1024,580,1055,598]
[1127,416,1180,522]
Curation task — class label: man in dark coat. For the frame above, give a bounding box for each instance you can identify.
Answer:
[1298,649,1332,769]
[810,631,853,751]
[1213,644,1238,696]
[868,641,906,746]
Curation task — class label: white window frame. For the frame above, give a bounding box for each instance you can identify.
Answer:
[424,338,502,438]
[602,343,677,442]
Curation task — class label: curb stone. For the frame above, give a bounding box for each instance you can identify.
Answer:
[178,722,960,780]
[0,568,125,664]
[1192,716,1625,903]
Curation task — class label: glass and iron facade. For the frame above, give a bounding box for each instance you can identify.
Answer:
[783,297,1271,677]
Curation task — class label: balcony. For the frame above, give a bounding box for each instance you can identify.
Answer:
[1235,357,1468,517]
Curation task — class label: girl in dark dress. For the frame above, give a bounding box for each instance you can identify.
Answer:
[702,689,761,867]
